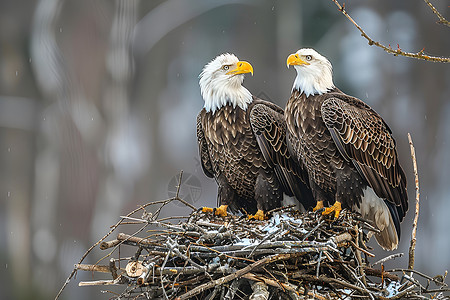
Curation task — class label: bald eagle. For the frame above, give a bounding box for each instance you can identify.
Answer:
[197,53,314,220]
[285,48,408,250]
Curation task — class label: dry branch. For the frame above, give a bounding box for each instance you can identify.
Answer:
[61,197,449,299]
[423,0,450,27]
[330,0,450,63]
[408,133,420,270]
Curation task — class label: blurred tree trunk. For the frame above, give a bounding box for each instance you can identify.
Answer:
[0,1,37,297]
[92,0,139,237]
[30,0,122,297]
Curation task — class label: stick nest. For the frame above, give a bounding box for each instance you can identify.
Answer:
[73,200,449,300]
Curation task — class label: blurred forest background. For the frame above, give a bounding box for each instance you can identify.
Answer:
[0,0,448,299]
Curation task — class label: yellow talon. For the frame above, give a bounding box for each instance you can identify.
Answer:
[313,200,324,212]
[322,201,342,218]
[214,205,228,217]
[248,209,266,221]
[202,207,214,213]
[201,205,228,217]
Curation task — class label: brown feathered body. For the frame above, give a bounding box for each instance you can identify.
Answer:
[286,88,408,249]
[198,97,314,214]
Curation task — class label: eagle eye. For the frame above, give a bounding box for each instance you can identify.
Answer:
[305,55,312,61]
[222,65,230,71]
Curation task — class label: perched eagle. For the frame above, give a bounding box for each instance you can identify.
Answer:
[285,48,408,250]
[197,53,314,220]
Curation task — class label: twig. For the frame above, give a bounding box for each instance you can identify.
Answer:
[176,253,302,300]
[100,239,121,250]
[389,284,416,299]
[352,229,367,286]
[407,133,420,270]
[372,253,404,266]
[55,214,131,299]
[157,215,190,222]
[96,223,149,267]
[422,0,450,27]
[75,263,117,273]
[266,204,296,215]
[389,268,448,287]
[293,274,369,296]
[302,220,324,241]
[349,240,375,258]
[160,248,172,300]
[330,0,450,63]
[363,266,399,281]
[249,280,269,300]
[224,278,243,300]
[246,272,331,300]
[174,170,197,211]
[316,251,323,278]
[332,231,353,245]
[109,258,118,279]
[79,279,120,286]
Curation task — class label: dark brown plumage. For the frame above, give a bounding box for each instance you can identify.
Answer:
[197,54,313,218]
[197,97,314,215]
[286,48,408,250]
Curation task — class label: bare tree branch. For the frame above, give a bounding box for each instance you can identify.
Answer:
[423,0,450,27]
[331,0,450,63]
[407,133,420,271]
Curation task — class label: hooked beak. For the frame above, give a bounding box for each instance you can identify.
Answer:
[286,53,309,68]
[226,61,254,76]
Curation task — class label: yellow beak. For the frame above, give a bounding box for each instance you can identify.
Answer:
[226,61,254,76]
[286,53,309,68]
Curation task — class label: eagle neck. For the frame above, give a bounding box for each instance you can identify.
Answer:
[203,85,253,114]
[292,72,334,97]
[291,88,321,103]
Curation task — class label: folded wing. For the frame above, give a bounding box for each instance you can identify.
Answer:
[321,96,408,223]
[250,99,315,209]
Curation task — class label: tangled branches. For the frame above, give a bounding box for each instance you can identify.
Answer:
[64,199,448,299]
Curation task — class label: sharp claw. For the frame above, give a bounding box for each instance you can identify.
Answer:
[202,205,228,217]
[322,201,342,218]
[248,209,266,221]
[202,207,214,213]
[214,205,228,217]
[312,201,324,212]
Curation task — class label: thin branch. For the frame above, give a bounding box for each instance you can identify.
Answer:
[76,263,116,273]
[389,268,448,287]
[79,279,120,286]
[352,230,367,286]
[55,197,165,299]
[174,170,197,211]
[243,273,329,300]
[176,253,303,300]
[55,217,127,299]
[423,0,450,27]
[363,266,400,281]
[407,133,420,270]
[330,0,450,63]
[372,253,404,266]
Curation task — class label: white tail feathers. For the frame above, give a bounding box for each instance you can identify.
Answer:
[356,187,399,250]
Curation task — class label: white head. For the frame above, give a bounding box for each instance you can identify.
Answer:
[199,53,253,113]
[286,48,334,97]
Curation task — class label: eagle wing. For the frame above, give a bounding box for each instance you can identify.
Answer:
[250,100,315,209]
[196,112,214,178]
[321,96,408,221]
